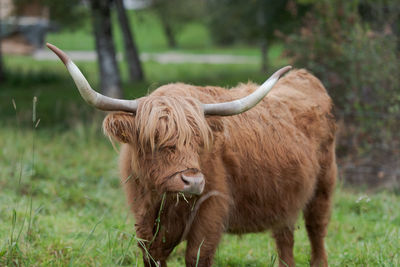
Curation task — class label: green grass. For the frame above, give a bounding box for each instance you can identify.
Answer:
[1,123,399,266]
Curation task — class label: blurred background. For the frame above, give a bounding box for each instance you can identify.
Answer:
[0,0,399,266]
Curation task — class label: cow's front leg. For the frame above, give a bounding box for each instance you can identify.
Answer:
[135,215,176,267]
[136,218,183,267]
[137,196,191,266]
[184,193,229,267]
[142,256,166,267]
[185,230,222,267]
[137,227,177,267]
[142,257,163,267]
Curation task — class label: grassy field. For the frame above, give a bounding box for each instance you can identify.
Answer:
[1,11,399,266]
[1,123,399,266]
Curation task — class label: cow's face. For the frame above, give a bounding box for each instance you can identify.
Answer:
[103,96,214,195]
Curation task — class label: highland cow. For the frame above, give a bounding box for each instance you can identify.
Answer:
[48,43,336,267]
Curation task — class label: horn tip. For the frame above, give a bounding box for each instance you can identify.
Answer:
[277,65,292,77]
[46,43,70,65]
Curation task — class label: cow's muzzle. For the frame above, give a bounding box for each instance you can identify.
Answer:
[180,171,205,195]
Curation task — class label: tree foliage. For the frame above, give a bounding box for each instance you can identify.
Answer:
[205,0,310,70]
[150,0,205,48]
[13,0,87,29]
[205,0,309,45]
[284,0,400,154]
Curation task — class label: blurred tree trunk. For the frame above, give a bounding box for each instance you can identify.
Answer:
[159,14,177,48]
[89,0,122,98]
[114,0,144,82]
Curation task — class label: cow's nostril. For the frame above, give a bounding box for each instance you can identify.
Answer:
[181,175,190,185]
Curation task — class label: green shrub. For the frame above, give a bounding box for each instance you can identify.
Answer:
[284,0,400,156]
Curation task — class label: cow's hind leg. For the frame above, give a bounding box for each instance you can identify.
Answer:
[304,162,336,267]
[272,226,295,267]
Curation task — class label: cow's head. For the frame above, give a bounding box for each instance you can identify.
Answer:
[47,43,290,195]
[103,96,211,195]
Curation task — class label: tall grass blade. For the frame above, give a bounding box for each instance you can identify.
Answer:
[195,239,205,267]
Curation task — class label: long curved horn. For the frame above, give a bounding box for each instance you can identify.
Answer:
[202,66,292,116]
[46,43,138,112]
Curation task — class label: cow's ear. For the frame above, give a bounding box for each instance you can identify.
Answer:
[206,117,224,132]
[103,112,136,143]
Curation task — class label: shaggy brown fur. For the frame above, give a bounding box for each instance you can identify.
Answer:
[103,69,337,267]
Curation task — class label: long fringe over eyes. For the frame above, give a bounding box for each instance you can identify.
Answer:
[135,96,212,152]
